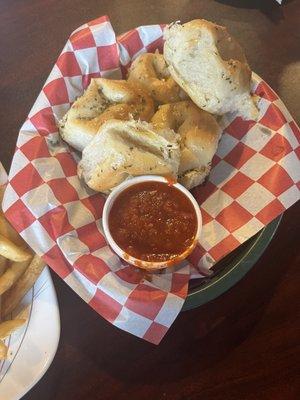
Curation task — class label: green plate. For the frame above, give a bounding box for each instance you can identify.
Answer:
[183,216,282,311]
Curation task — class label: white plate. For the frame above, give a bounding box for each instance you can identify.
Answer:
[0,267,60,400]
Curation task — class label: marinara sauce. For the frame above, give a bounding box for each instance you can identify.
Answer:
[108,181,197,262]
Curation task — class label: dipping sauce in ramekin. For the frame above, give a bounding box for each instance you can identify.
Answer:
[103,176,202,270]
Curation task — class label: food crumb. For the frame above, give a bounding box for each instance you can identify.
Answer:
[260,126,272,136]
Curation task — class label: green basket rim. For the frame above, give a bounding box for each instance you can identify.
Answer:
[182,216,282,311]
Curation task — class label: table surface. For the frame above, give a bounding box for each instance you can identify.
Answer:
[1,0,300,399]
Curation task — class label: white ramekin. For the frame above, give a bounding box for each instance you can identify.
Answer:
[102,175,202,270]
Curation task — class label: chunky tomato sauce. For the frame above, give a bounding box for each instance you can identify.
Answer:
[108,181,197,262]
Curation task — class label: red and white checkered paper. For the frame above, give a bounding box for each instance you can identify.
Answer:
[2,16,300,344]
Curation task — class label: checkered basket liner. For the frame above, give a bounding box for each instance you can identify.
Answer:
[2,16,300,344]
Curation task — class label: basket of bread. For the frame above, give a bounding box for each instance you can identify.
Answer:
[2,16,299,344]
